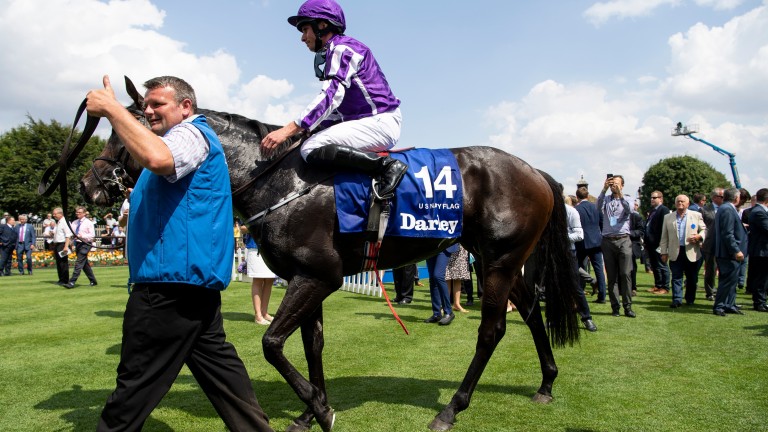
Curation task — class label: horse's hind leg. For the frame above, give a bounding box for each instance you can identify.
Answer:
[262,275,336,432]
[428,268,512,431]
[510,277,557,403]
[286,307,327,432]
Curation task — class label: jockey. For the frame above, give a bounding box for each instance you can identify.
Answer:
[261,0,407,199]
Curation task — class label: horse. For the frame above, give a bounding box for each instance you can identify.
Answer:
[80,77,580,431]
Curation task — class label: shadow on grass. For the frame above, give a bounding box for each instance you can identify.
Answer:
[94,310,123,319]
[222,311,257,322]
[744,323,768,337]
[35,375,538,430]
[34,384,179,431]
[354,309,531,328]
[644,301,714,314]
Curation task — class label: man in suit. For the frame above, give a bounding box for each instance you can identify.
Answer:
[629,200,645,295]
[659,195,706,307]
[574,186,607,303]
[392,263,417,305]
[712,188,748,316]
[700,188,724,301]
[14,214,37,275]
[748,188,768,312]
[739,193,754,293]
[689,193,706,212]
[646,190,671,294]
[0,216,18,276]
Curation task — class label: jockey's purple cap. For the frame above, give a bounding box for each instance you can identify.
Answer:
[287,0,346,33]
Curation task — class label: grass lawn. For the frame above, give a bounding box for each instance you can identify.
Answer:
[1,266,767,431]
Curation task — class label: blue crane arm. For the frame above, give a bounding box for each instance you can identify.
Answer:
[687,134,742,189]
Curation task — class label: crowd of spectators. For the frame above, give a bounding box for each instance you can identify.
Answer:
[0,207,126,284]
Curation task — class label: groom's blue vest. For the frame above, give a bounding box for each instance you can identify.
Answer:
[128,115,233,290]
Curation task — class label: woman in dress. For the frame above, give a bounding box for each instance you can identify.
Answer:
[240,225,275,325]
[445,245,470,313]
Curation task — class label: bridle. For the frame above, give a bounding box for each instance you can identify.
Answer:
[89,145,135,204]
[87,105,143,205]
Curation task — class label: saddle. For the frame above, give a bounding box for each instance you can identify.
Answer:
[366,148,414,234]
[333,148,464,271]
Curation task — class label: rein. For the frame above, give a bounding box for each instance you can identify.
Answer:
[235,138,335,229]
[231,138,303,198]
[38,99,119,250]
[38,99,99,200]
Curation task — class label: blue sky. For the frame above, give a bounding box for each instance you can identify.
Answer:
[1,0,766,199]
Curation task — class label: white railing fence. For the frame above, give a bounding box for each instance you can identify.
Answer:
[232,249,384,297]
[340,271,385,297]
[232,248,246,283]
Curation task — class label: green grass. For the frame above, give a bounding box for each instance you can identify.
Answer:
[1,267,767,431]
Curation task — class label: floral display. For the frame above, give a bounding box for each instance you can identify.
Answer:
[8,249,128,269]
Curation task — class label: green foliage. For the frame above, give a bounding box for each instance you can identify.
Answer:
[639,155,730,214]
[0,117,107,219]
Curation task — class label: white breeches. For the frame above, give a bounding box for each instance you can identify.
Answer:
[300,108,402,160]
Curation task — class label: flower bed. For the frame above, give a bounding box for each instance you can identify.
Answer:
[9,249,128,269]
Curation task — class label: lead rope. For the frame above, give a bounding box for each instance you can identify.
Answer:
[367,200,409,335]
[371,254,410,335]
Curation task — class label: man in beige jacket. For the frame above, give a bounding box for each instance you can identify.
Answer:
[660,195,707,307]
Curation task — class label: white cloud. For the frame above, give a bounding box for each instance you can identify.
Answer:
[664,4,768,116]
[584,0,681,26]
[485,80,666,196]
[229,75,302,125]
[679,116,768,189]
[484,79,766,198]
[0,0,300,134]
[693,0,745,10]
[486,3,768,196]
[583,0,744,26]
[637,75,659,85]
[487,80,657,151]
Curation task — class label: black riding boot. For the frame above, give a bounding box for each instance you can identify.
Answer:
[306,145,408,199]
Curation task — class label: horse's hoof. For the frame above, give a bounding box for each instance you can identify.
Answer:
[286,421,311,432]
[531,392,553,404]
[428,417,454,431]
[317,407,335,432]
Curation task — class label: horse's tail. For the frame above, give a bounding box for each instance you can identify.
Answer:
[536,170,580,347]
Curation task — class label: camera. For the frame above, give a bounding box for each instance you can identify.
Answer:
[606,173,613,179]
[58,249,69,258]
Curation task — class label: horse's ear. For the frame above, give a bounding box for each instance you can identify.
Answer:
[124,76,143,107]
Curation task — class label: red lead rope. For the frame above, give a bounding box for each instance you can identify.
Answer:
[372,260,410,335]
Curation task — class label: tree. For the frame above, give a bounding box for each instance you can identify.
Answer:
[638,155,731,215]
[0,117,107,219]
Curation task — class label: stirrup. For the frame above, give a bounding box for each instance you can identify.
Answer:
[371,178,394,201]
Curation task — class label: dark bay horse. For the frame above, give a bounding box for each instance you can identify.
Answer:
[80,77,580,431]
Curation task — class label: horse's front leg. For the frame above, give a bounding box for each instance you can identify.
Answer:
[429,269,513,431]
[262,275,336,432]
[285,306,327,432]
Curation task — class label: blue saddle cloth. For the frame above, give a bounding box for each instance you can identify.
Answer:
[334,148,463,238]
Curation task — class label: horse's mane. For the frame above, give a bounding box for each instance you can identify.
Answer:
[199,108,297,160]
